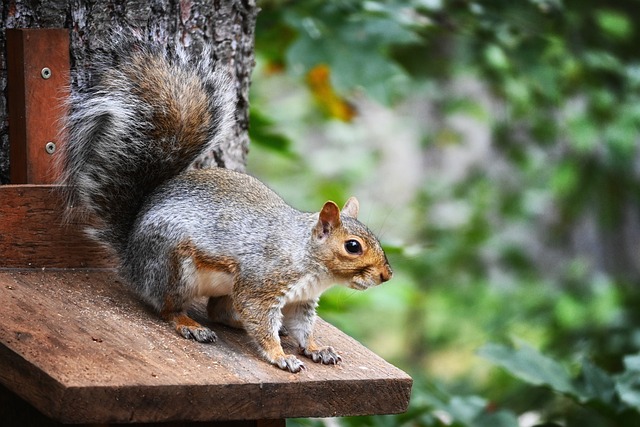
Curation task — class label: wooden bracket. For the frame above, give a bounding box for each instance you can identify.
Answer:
[6,28,70,184]
[0,185,116,269]
[2,28,107,269]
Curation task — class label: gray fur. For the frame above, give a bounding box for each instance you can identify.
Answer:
[60,36,235,252]
[121,168,323,309]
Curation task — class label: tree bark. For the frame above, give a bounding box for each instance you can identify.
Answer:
[0,0,257,183]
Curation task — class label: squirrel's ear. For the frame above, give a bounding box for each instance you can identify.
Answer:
[342,196,359,219]
[315,201,341,238]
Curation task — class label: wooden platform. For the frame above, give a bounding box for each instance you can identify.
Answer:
[2,27,411,425]
[0,185,412,424]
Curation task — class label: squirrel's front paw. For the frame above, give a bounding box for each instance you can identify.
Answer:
[274,355,306,373]
[303,346,342,365]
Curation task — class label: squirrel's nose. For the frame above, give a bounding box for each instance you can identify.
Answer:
[379,265,393,283]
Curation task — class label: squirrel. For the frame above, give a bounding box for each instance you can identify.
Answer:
[59,37,393,373]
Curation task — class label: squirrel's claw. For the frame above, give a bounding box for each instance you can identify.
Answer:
[166,312,218,343]
[275,355,306,373]
[177,325,218,343]
[303,346,342,365]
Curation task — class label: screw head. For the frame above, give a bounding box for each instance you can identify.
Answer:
[45,142,56,154]
[41,67,52,79]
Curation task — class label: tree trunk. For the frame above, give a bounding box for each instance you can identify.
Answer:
[0,0,257,184]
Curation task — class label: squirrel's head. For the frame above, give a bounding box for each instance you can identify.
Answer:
[312,197,393,290]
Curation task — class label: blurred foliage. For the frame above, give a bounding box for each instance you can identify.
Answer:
[250,0,640,426]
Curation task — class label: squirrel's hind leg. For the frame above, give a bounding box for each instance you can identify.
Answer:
[155,241,219,343]
[160,308,218,343]
[207,296,244,329]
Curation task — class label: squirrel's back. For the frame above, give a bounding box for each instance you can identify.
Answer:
[60,37,235,253]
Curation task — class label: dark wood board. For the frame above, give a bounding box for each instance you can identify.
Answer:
[0,269,412,424]
[0,382,285,427]
[6,28,70,184]
[0,185,116,268]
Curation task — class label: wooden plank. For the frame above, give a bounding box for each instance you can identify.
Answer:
[0,381,283,426]
[0,270,412,424]
[6,28,70,184]
[0,185,116,268]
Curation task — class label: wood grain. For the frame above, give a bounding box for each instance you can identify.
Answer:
[0,270,412,424]
[0,185,116,268]
[6,28,70,184]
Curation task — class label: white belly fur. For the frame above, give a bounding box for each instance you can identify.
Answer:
[195,269,235,297]
[194,269,334,302]
[284,274,334,303]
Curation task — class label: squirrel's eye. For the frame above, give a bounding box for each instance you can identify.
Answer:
[344,239,362,255]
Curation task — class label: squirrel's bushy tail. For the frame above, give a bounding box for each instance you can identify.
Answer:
[60,37,235,254]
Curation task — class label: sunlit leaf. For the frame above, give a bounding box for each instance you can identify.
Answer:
[595,9,633,40]
[623,354,640,372]
[484,44,510,72]
[615,354,640,410]
[306,65,357,121]
[616,371,640,409]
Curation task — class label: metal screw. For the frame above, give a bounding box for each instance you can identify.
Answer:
[41,67,52,79]
[45,142,56,154]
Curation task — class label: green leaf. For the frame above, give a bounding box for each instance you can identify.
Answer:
[616,370,640,409]
[615,354,640,410]
[595,9,633,40]
[574,360,617,405]
[283,5,416,105]
[286,29,409,104]
[550,161,579,197]
[554,294,587,329]
[623,354,640,372]
[475,410,520,427]
[249,108,295,156]
[380,243,406,255]
[567,115,599,154]
[438,395,519,427]
[478,342,576,395]
[583,50,624,73]
[358,8,423,45]
[445,395,486,423]
[484,44,510,72]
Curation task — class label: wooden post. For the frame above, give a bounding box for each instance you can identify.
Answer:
[6,28,70,184]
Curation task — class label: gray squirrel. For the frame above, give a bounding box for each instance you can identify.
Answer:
[59,37,393,373]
